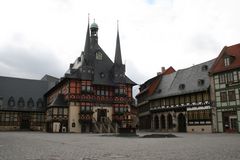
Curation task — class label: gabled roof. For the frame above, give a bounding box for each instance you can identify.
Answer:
[149,59,215,100]
[49,94,68,107]
[136,67,176,98]
[0,76,54,112]
[41,74,59,90]
[209,43,240,74]
[63,22,136,86]
[92,45,115,86]
[163,66,175,75]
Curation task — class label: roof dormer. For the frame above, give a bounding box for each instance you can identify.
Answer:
[223,54,235,67]
[179,84,185,90]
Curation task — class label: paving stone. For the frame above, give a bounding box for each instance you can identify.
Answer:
[0,132,240,160]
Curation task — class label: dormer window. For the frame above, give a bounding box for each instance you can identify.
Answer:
[8,96,15,107]
[18,97,25,107]
[37,98,43,108]
[224,57,230,66]
[198,79,205,86]
[100,72,105,78]
[224,55,235,67]
[27,98,34,107]
[202,65,208,71]
[0,97,3,108]
[179,84,185,90]
[96,51,102,60]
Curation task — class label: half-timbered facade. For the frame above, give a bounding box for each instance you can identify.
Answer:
[209,44,240,133]
[136,67,175,130]
[137,60,215,133]
[0,75,58,131]
[45,21,136,133]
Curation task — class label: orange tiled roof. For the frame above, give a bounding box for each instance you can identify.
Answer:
[210,43,240,74]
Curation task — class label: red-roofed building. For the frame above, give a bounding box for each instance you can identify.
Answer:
[209,44,240,133]
[136,67,175,130]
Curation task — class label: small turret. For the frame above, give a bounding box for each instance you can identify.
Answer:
[90,20,98,44]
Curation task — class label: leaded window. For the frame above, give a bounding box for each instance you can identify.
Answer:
[227,72,234,83]
[228,90,236,101]
[219,74,225,84]
[220,92,227,102]
[81,81,92,93]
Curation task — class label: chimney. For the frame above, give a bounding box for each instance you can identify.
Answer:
[162,67,166,73]
[161,67,166,73]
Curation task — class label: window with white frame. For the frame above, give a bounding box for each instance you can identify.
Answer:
[224,57,230,66]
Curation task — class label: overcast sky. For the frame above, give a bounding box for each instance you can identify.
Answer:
[0,0,240,95]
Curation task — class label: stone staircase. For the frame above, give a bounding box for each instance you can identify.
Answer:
[92,117,118,133]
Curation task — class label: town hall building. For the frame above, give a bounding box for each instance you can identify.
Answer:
[45,21,136,133]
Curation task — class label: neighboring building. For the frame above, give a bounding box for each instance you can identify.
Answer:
[45,21,136,133]
[136,67,175,130]
[0,75,58,131]
[209,44,240,133]
[136,60,215,133]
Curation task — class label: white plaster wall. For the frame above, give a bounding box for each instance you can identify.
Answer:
[53,122,60,133]
[187,125,212,133]
[217,111,223,132]
[69,105,81,133]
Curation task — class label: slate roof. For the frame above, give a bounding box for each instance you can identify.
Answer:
[209,43,240,74]
[64,22,136,86]
[149,59,215,100]
[41,74,59,90]
[0,75,57,112]
[136,67,176,98]
[49,94,68,107]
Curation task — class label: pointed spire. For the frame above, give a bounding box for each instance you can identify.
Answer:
[84,14,91,54]
[114,20,122,65]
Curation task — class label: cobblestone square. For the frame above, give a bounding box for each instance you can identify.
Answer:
[0,132,240,160]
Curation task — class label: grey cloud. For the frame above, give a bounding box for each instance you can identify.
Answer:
[0,45,64,79]
[125,60,149,97]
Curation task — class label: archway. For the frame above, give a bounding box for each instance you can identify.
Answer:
[167,114,173,129]
[178,113,186,132]
[154,115,159,129]
[161,115,166,129]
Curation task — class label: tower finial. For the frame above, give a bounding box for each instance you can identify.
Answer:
[88,13,90,24]
[117,20,119,31]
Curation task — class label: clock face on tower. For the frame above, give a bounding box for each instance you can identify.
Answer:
[96,51,103,60]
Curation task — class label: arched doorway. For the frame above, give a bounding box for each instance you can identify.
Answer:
[178,113,186,132]
[161,115,166,129]
[167,114,173,129]
[154,115,159,129]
